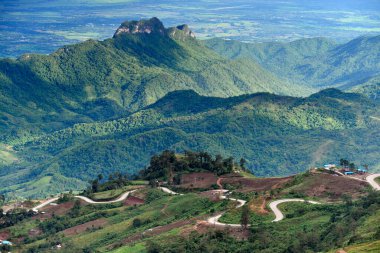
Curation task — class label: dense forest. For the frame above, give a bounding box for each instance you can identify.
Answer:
[204,36,380,99]
[0,18,302,143]
[140,150,237,181]
[0,18,379,199]
[0,88,379,198]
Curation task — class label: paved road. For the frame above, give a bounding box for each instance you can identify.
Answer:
[32,197,59,212]
[32,187,181,212]
[32,190,136,212]
[206,192,247,227]
[366,173,380,191]
[269,199,320,222]
[220,195,247,208]
[32,173,380,219]
[268,174,380,223]
[158,187,183,195]
[75,190,136,204]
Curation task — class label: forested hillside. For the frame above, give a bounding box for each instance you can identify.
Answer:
[0,18,304,143]
[204,36,380,97]
[1,89,379,198]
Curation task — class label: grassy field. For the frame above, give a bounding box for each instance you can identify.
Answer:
[219,198,274,224]
[1,183,379,253]
[9,189,226,252]
[238,171,256,179]
[0,144,18,165]
[129,180,149,185]
[343,240,380,253]
[111,242,146,253]
[92,185,145,201]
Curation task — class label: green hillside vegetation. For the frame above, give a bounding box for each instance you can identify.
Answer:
[1,173,379,253]
[0,89,379,198]
[4,189,229,253]
[131,192,380,253]
[204,36,380,98]
[140,150,236,181]
[0,17,305,143]
[349,75,380,101]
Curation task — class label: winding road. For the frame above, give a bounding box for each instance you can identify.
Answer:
[269,199,320,222]
[158,187,183,195]
[32,174,380,226]
[366,173,380,191]
[206,173,380,226]
[32,190,136,212]
[207,193,247,227]
[32,187,177,212]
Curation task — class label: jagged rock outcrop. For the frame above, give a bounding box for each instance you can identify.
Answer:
[113,17,196,40]
[113,17,166,37]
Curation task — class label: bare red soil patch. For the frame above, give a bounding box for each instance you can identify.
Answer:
[0,230,10,240]
[289,173,368,200]
[222,176,293,193]
[33,200,87,220]
[180,172,218,189]
[216,177,223,189]
[248,196,269,214]
[188,221,250,240]
[123,196,144,206]
[28,228,42,238]
[109,219,196,250]
[144,219,193,237]
[199,190,225,201]
[63,218,108,236]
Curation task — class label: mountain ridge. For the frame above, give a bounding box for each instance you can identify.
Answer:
[0,17,308,143]
[204,35,380,96]
[1,88,379,198]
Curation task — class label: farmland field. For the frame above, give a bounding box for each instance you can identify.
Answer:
[1,0,380,57]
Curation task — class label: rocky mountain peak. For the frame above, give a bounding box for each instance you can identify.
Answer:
[113,17,166,37]
[113,17,196,40]
[175,24,196,38]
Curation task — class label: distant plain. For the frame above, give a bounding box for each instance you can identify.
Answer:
[1,0,380,57]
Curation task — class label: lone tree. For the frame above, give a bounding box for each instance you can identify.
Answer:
[240,158,246,171]
[0,194,5,205]
[240,205,250,229]
[340,159,349,168]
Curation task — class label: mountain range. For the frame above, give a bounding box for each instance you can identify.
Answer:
[1,88,379,198]
[204,36,380,98]
[0,17,306,144]
[0,18,380,198]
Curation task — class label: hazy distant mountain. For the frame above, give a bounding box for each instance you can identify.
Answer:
[204,35,380,97]
[0,18,306,143]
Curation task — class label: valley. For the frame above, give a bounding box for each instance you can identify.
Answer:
[1,17,379,199]
[0,11,379,252]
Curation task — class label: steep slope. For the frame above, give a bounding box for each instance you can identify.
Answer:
[348,74,380,100]
[0,17,303,142]
[204,36,380,95]
[1,89,379,198]
[1,167,379,253]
